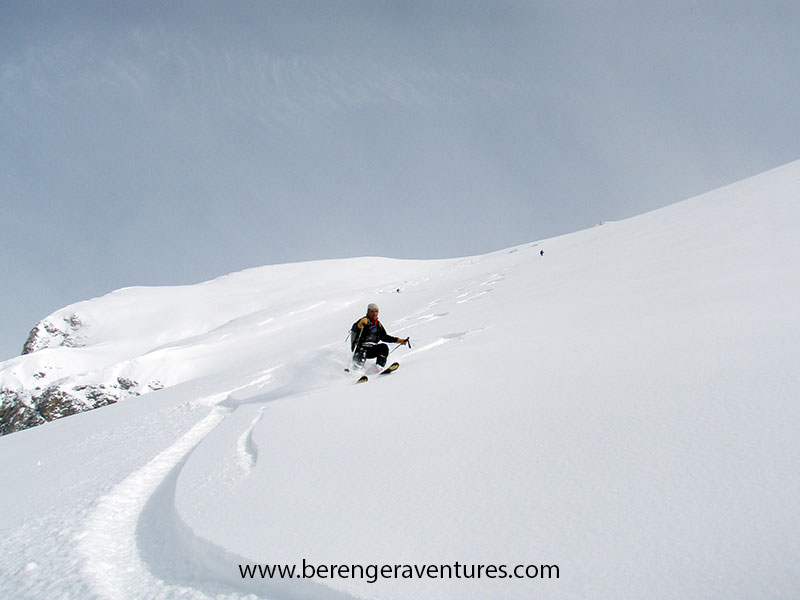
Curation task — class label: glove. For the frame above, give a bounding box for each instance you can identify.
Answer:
[397,338,408,345]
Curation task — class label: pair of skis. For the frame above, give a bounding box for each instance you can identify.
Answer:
[345,361,399,384]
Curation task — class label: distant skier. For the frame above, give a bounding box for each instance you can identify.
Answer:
[540,249,544,256]
[350,303,407,368]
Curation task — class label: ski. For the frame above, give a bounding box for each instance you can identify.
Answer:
[380,362,400,375]
[345,367,369,383]
[349,362,399,384]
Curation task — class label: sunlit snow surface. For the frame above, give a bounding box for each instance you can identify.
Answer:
[2,163,800,599]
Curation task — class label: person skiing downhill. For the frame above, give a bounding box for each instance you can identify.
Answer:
[350,303,408,368]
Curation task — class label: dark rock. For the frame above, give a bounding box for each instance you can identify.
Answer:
[116,377,135,390]
[0,377,153,436]
[21,314,86,355]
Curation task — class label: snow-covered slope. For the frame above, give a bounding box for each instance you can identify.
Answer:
[1,162,799,599]
[0,256,448,433]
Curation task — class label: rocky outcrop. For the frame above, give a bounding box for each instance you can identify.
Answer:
[2,311,168,436]
[22,314,86,354]
[0,377,164,436]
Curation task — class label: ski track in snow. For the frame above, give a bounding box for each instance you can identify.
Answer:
[76,397,231,600]
[236,409,264,474]
[69,259,508,599]
[76,371,362,600]
[288,300,326,316]
[406,329,485,356]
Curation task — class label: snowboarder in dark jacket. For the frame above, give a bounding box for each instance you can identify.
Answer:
[351,303,407,368]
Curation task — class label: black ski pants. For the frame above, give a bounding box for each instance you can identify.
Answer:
[354,343,389,367]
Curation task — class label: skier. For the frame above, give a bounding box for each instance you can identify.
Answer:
[350,303,408,369]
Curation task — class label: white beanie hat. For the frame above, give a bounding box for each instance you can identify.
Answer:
[367,303,379,311]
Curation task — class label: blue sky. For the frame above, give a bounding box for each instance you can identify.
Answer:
[2,0,800,359]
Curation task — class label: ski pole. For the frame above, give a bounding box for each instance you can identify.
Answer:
[351,325,366,363]
[388,337,411,356]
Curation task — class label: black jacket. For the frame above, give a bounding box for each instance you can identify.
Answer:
[350,318,398,351]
